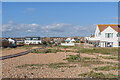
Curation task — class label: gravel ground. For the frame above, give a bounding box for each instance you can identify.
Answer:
[2,51,118,78]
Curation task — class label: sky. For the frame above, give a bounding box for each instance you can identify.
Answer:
[2,2,118,37]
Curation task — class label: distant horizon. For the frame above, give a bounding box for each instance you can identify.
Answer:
[2,2,118,37]
[1,36,87,38]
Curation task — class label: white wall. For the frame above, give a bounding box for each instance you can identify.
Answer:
[25,40,42,44]
[100,26,118,47]
[61,43,75,46]
[95,26,100,38]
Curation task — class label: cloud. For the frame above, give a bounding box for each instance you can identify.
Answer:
[41,23,72,32]
[22,8,36,14]
[74,24,96,33]
[2,21,41,34]
[26,8,36,12]
[112,17,120,20]
[27,30,32,32]
[8,21,15,24]
[2,21,97,37]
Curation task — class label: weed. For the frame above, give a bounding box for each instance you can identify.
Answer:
[78,71,118,78]
[94,65,117,71]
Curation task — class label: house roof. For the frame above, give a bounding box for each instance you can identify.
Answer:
[97,24,120,33]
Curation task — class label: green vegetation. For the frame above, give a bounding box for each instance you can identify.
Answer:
[55,45,118,56]
[31,49,64,53]
[64,54,118,67]
[100,56,118,60]
[78,71,118,78]
[64,55,105,67]
[81,57,98,60]
[76,48,118,56]
[65,55,81,62]
[65,55,98,62]
[94,65,118,71]
[56,45,74,48]
[47,63,76,69]
[16,63,76,69]
[16,64,44,68]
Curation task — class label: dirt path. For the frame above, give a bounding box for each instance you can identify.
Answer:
[1,47,40,57]
[2,48,28,57]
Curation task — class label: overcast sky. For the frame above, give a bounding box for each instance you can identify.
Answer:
[2,2,118,37]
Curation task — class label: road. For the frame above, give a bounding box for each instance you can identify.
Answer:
[0,47,45,60]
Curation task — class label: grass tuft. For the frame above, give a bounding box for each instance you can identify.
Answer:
[78,71,118,78]
[94,65,118,71]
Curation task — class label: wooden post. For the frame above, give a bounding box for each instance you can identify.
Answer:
[64,48,66,58]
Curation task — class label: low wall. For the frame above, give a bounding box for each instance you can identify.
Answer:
[61,43,75,46]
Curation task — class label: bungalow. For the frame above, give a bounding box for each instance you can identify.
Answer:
[24,37,42,45]
[61,37,75,46]
[8,37,15,43]
[88,24,120,47]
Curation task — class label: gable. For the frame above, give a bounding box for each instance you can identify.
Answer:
[97,24,120,33]
[102,26,118,33]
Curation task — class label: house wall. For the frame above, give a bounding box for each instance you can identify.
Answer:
[100,26,118,47]
[61,43,75,46]
[25,40,42,44]
[95,26,100,38]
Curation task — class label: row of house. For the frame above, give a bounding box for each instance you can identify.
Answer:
[1,36,84,46]
[1,24,119,47]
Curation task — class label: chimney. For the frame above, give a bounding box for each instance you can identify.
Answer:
[91,34,93,37]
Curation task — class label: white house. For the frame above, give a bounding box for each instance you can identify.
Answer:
[24,37,42,45]
[61,37,75,46]
[8,37,15,43]
[88,24,120,47]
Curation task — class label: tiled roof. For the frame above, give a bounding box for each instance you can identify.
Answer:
[97,24,120,33]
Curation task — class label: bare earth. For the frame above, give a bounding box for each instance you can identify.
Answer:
[2,48,118,78]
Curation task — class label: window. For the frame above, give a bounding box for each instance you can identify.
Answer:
[98,32,101,36]
[117,33,120,37]
[105,33,113,38]
[33,42,36,44]
[26,38,31,40]
[33,38,38,40]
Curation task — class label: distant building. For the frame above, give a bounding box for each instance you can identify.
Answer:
[88,24,120,47]
[13,37,25,45]
[8,37,15,43]
[24,37,42,45]
[61,37,75,46]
